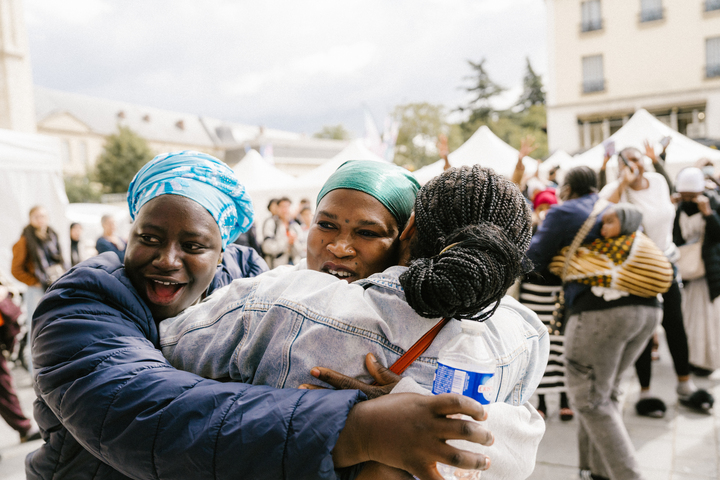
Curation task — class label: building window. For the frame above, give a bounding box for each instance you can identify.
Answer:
[581,1,602,32]
[640,0,663,22]
[582,55,605,93]
[707,0,720,12]
[708,37,720,78]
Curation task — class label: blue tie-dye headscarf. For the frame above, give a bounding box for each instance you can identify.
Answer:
[127,151,254,248]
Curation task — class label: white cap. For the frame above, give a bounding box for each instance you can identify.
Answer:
[676,168,705,193]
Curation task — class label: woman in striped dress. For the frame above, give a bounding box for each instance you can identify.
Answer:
[519,277,572,420]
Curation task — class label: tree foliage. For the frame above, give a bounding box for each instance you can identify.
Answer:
[95,126,154,194]
[391,103,463,170]
[313,124,352,140]
[516,57,545,111]
[485,105,548,159]
[450,57,548,159]
[64,175,103,203]
[458,58,505,126]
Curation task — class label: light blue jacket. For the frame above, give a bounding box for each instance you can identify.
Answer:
[160,263,549,407]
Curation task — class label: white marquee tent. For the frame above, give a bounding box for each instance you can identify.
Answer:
[0,129,67,283]
[233,149,297,193]
[413,126,538,185]
[246,140,387,230]
[572,109,720,180]
[536,149,574,185]
[296,139,387,190]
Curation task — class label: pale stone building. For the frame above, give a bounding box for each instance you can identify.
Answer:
[0,0,36,133]
[35,87,348,178]
[546,0,720,153]
[35,87,224,176]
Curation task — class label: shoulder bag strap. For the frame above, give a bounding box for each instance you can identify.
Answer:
[560,198,609,281]
[372,317,451,384]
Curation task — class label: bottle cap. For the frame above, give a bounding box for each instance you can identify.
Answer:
[460,319,485,334]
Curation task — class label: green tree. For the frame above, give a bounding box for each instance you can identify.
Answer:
[516,57,546,111]
[64,174,103,203]
[472,104,548,159]
[313,124,351,140]
[457,58,505,138]
[95,126,154,194]
[391,103,463,170]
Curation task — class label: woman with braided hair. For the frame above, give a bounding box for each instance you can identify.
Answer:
[161,164,548,480]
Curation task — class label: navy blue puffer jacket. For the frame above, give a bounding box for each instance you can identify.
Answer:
[26,245,363,480]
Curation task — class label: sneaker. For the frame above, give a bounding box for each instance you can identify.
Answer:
[20,425,41,443]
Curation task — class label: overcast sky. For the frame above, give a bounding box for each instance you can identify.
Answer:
[25,0,547,136]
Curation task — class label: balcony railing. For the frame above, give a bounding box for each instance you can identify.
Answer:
[707,64,720,78]
[581,19,603,32]
[640,7,664,22]
[707,0,720,11]
[583,79,605,93]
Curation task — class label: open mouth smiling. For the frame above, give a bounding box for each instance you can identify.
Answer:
[145,277,187,306]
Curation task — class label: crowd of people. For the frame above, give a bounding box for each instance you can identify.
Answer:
[513,137,718,480]
[0,134,717,479]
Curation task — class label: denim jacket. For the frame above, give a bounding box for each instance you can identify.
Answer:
[160,264,549,407]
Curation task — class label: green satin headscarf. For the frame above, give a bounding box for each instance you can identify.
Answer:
[317,160,420,228]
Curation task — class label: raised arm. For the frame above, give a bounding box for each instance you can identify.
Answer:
[644,140,673,192]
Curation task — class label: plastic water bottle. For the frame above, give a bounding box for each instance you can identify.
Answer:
[431,320,496,480]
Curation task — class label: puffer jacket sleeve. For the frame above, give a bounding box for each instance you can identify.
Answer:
[208,244,269,293]
[32,256,363,480]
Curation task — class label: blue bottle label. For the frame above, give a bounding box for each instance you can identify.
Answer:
[431,362,494,404]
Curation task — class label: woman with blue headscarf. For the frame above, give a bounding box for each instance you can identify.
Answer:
[26,151,495,480]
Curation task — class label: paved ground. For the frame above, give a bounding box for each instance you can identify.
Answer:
[528,334,720,480]
[1,332,718,480]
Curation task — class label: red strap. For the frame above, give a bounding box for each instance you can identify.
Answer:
[373,317,450,385]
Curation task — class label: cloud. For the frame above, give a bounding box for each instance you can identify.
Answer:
[223,42,377,97]
[25,0,547,135]
[25,0,113,26]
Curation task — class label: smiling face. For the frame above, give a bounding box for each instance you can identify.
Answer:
[124,195,223,321]
[306,189,401,283]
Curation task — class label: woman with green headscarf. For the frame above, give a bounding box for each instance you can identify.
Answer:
[161,163,549,480]
[308,160,419,283]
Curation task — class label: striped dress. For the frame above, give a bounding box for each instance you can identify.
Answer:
[519,280,567,394]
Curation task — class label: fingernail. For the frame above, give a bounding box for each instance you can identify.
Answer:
[298,385,308,389]
[482,410,489,422]
[487,433,495,446]
[483,457,491,471]
[368,354,377,362]
[310,368,320,378]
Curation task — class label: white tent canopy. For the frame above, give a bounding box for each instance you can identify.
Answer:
[233,149,297,193]
[539,150,573,176]
[248,140,387,231]
[413,126,538,185]
[296,139,386,190]
[572,109,720,179]
[0,128,67,283]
